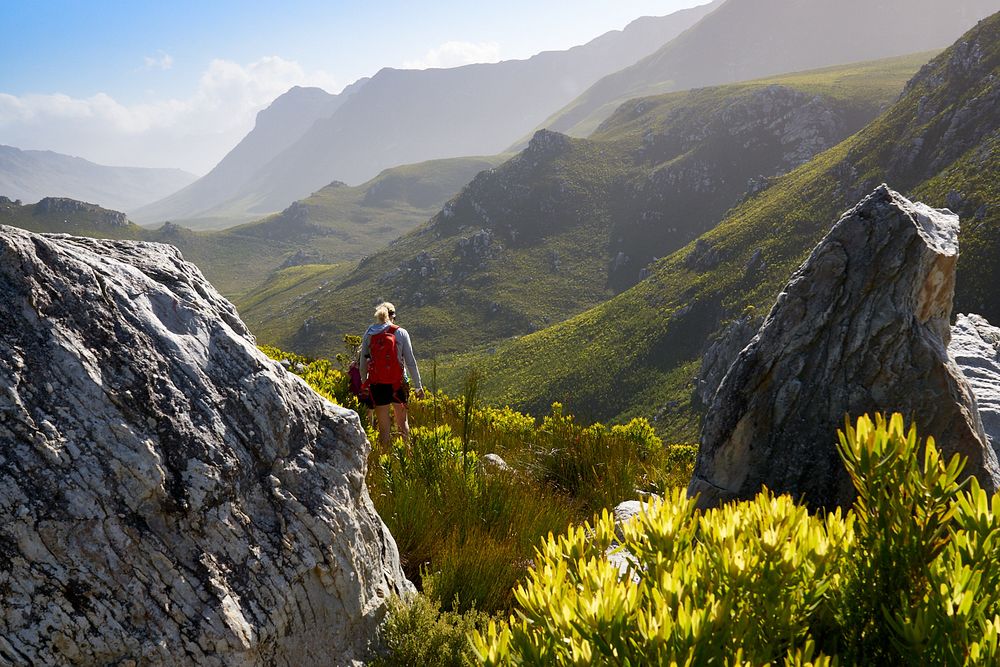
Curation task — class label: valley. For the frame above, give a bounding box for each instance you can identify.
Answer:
[238,52,930,362]
[5,2,1000,665]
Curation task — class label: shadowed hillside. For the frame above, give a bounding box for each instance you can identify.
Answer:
[239,53,929,358]
[442,12,1000,438]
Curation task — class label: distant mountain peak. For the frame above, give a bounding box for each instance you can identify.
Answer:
[0,145,197,212]
[136,2,720,223]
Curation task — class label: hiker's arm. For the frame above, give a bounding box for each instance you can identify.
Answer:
[397,329,423,390]
[359,333,370,379]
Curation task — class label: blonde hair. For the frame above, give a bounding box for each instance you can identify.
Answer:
[374,301,396,324]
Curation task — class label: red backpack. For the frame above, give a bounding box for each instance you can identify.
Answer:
[368,325,404,387]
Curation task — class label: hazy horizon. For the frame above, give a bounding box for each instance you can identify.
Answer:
[0,0,713,175]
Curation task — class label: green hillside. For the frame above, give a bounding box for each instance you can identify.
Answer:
[439,13,1000,439]
[2,155,501,300]
[0,196,145,239]
[242,53,929,358]
[191,154,503,297]
[539,0,996,139]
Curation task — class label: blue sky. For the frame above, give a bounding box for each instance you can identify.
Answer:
[0,1,708,172]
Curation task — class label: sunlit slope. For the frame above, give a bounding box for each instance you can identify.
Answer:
[136,3,720,224]
[443,14,1000,438]
[243,54,928,358]
[540,0,999,138]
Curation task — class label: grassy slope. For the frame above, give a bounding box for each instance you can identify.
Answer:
[245,54,927,359]
[0,199,144,240]
[202,154,502,298]
[438,16,1000,439]
[1,156,501,300]
[540,0,996,139]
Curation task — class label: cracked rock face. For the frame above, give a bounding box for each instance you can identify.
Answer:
[693,314,762,408]
[949,313,1000,459]
[689,186,1000,510]
[0,226,411,666]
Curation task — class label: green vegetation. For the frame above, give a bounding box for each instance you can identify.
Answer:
[269,342,1000,664]
[258,345,695,617]
[438,16,1000,440]
[473,414,1000,665]
[176,155,503,298]
[240,52,927,363]
[0,198,146,240]
[371,593,492,667]
[376,393,694,613]
[1,156,501,300]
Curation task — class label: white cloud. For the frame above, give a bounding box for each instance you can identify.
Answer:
[403,41,502,70]
[0,56,338,174]
[143,52,174,70]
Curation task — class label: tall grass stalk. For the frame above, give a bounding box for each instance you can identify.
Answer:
[461,368,480,474]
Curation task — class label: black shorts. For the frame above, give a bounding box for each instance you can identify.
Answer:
[371,382,409,406]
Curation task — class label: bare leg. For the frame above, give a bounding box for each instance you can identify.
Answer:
[375,404,393,448]
[392,402,410,442]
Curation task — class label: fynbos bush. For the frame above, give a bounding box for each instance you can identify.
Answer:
[473,414,1000,665]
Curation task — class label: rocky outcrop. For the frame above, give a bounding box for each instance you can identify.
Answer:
[34,197,129,227]
[693,314,762,407]
[0,226,411,665]
[683,238,721,272]
[689,186,1000,509]
[949,313,1000,457]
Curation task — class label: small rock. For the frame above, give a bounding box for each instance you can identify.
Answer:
[478,453,511,473]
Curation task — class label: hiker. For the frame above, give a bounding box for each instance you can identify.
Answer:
[360,301,425,447]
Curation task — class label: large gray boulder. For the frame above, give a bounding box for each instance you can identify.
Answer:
[0,226,411,665]
[689,185,1000,509]
[693,314,762,407]
[949,313,1000,458]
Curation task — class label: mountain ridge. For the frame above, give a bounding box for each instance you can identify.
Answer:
[443,11,1000,437]
[540,0,1000,139]
[0,144,196,213]
[236,52,929,358]
[2,154,503,299]
[131,2,722,225]
[130,80,369,227]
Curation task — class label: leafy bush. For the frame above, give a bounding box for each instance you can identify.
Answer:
[836,414,1000,665]
[472,414,1000,665]
[259,344,361,411]
[262,344,699,617]
[528,403,667,512]
[372,593,489,667]
[373,424,573,613]
[660,442,699,489]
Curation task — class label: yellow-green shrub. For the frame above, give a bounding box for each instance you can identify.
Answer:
[836,414,1000,665]
[473,488,851,665]
[259,344,359,410]
[262,345,699,616]
[473,414,1000,665]
[372,593,490,667]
